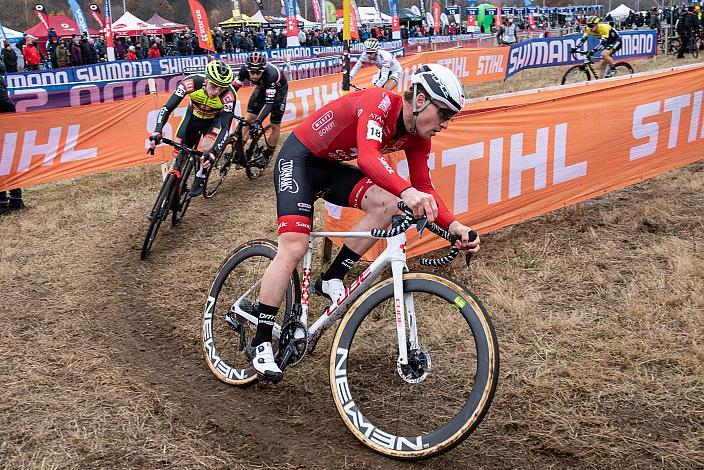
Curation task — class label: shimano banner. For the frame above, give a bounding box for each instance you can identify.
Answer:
[6,42,404,91]
[505,30,658,78]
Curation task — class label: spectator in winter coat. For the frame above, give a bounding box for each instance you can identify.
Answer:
[56,41,70,68]
[22,39,42,71]
[155,37,166,57]
[2,41,18,73]
[135,43,146,59]
[69,38,82,66]
[270,29,278,49]
[46,36,59,68]
[648,9,661,33]
[177,33,192,55]
[126,46,137,60]
[115,38,125,60]
[139,32,150,52]
[80,36,94,64]
[87,38,99,63]
[148,43,161,58]
[16,33,27,50]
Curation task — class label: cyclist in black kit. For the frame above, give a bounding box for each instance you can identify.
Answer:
[233,52,288,166]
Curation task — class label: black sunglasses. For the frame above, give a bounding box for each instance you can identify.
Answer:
[430,100,457,122]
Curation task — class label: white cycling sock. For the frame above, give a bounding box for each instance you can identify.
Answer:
[196,168,205,178]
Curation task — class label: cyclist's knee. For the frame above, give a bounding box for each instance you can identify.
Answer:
[277,232,309,261]
[360,185,397,219]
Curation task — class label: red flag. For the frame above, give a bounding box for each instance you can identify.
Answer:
[350,11,360,40]
[433,2,440,33]
[494,4,502,28]
[34,4,51,31]
[89,4,104,29]
[188,0,215,52]
[349,0,361,40]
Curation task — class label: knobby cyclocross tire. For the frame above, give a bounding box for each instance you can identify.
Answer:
[690,38,699,59]
[668,37,681,55]
[172,157,195,226]
[141,173,178,260]
[561,65,590,85]
[245,125,272,180]
[610,62,634,77]
[204,136,235,199]
[329,272,499,460]
[202,240,301,387]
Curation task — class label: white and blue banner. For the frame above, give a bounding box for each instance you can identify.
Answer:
[407,32,490,44]
[505,30,658,78]
[67,0,91,37]
[466,7,479,16]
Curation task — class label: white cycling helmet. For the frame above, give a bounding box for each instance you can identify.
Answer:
[409,63,466,133]
[364,38,380,53]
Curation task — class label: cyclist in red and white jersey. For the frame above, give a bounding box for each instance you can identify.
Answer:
[250,64,481,381]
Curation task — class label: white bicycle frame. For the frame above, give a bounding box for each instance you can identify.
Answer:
[231,228,419,366]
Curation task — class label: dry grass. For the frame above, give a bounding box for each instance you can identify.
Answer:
[0,54,702,469]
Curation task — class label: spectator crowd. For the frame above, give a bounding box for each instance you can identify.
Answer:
[2,4,703,73]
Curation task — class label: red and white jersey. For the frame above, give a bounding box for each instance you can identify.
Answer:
[293,87,454,228]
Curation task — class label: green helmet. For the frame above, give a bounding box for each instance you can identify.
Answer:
[205,60,234,87]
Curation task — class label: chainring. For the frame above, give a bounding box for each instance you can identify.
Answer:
[279,320,308,366]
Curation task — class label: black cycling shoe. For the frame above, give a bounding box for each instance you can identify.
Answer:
[253,148,274,168]
[0,203,9,216]
[189,176,205,197]
[9,199,25,211]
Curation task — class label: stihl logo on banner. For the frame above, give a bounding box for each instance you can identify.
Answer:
[188,0,215,52]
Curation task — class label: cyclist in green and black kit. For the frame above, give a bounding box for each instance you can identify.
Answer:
[149,60,237,197]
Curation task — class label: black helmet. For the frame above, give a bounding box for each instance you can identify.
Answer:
[246,51,267,72]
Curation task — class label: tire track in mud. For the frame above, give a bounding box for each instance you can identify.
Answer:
[90,171,431,469]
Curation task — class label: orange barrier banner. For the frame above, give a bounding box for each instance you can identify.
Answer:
[0,47,510,192]
[325,64,704,259]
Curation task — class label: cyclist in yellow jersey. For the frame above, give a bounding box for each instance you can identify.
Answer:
[572,16,623,79]
[150,60,237,197]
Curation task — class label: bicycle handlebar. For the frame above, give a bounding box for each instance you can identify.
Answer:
[371,201,478,268]
[148,136,204,157]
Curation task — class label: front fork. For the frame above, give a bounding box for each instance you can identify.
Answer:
[391,260,419,366]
